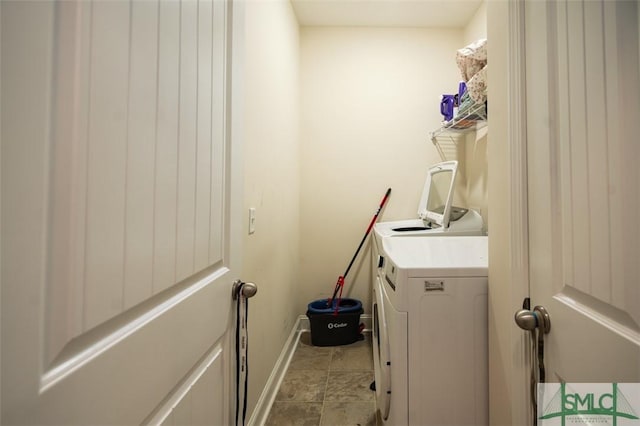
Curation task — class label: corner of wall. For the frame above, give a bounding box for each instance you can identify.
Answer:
[460,2,488,228]
[463,1,487,44]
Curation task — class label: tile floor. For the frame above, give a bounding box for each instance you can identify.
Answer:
[265,331,378,426]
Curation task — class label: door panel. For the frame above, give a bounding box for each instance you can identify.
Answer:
[1,0,239,424]
[525,0,639,385]
[154,0,181,294]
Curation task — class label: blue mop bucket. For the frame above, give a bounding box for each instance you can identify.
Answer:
[306,298,364,346]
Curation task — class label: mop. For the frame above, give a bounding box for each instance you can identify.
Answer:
[328,188,392,314]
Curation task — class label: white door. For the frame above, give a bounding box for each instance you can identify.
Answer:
[1,0,243,424]
[524,0,639,410]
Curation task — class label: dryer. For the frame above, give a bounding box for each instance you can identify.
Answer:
[372,236,488,425]
[374,160,484,239]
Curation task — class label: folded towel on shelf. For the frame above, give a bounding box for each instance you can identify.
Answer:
[466,64,487,104]
[456,39,488,104]
[456,38,487,81]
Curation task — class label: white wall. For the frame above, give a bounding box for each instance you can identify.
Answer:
[464,1,487,45]
[298,27,464,313]
[243,0,301,418]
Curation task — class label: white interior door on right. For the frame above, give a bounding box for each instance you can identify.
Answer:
[524,0,639,391]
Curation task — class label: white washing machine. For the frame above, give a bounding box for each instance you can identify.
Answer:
[372,236,488,425]
[374,160,485,239]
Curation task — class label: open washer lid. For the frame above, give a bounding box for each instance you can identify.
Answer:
[417,160,459,229]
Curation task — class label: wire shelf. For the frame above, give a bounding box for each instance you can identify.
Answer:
[429,101,487,161]
[430,101,487,140]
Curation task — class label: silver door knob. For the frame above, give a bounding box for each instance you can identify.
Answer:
[232,280,258,299]
[515,305,551,333]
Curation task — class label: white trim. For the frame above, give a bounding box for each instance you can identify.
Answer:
[247,314,372,425]
[508,0,529,275]
[507,1,531,425]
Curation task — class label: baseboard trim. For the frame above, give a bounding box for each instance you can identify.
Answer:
[247,314,372,426]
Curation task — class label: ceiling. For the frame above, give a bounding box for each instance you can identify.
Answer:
[290,0,483,28]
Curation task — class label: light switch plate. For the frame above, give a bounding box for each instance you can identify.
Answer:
[249,208,256,234]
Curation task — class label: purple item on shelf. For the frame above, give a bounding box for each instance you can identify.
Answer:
[458,81,467,102]
[440,94,455,121]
